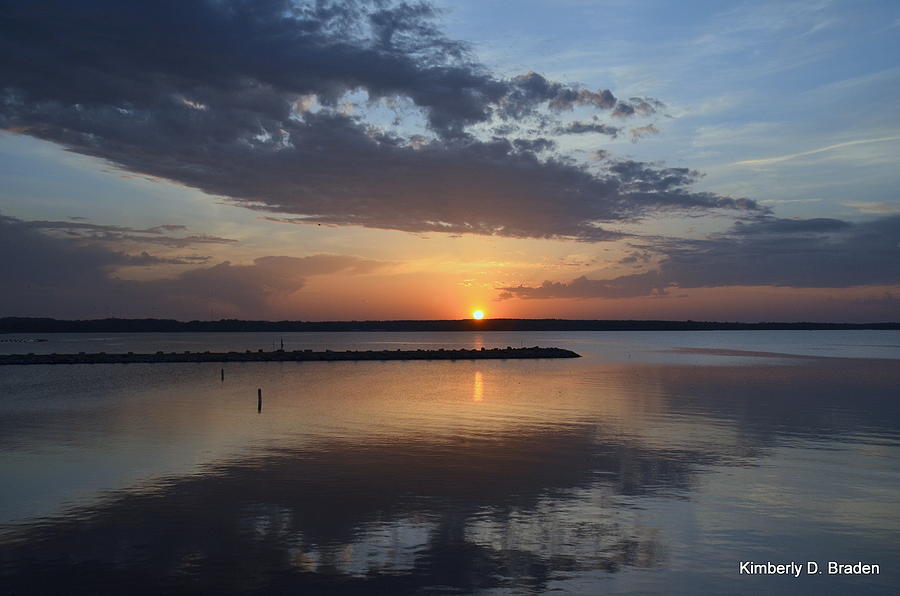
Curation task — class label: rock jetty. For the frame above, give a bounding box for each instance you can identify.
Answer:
[0,346,580,365]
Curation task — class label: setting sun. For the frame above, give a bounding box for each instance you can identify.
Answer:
[472,310,484,320]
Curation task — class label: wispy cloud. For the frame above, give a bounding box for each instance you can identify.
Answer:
[733,135,900,167]
[7,217,238,248]
[843,201,900,215]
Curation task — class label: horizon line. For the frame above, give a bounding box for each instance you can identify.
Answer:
[2,316,898,327]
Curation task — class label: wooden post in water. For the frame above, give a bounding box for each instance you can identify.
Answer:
[257,388,262,413]
[221,368,224,381]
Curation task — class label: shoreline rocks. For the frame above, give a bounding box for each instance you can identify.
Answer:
[0,346,581,365]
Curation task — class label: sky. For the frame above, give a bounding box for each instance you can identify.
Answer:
[1,0,898,322]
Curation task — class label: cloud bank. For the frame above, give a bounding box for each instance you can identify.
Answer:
[0,215,387,319]
[499,215,900,299]
[0,0,762,242]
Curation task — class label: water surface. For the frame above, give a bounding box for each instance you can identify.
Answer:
[1,331,898,594]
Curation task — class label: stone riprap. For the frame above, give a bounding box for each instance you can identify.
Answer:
[0,346,581,365]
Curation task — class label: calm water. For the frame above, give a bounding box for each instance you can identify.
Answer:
[1,331,898,595]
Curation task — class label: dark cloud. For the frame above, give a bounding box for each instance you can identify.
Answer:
[133,235,238,248]
[851,291,900,309]
[0,214,209,272]
[148,224,189,233]
[120,251,211,266]
[558,121,621,137]
[603,160,760,212]
[626,97,665,116]
[630,124,660,140]
[6,216,239,248]
[611,102,635,118]
[0,0,762,242]
[610,97,663,119]
[0,215,387,318]
[657,215,900,289]
[511,137,556,153]
[619,250,652,265]
[501,71,619,117]
[499,215,900,299]
[498,271,666,301]
[731,217,852,235]
[0,215,130,291]
[137,254,387,315]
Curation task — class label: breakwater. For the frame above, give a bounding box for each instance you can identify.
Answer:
[0,346,581,365]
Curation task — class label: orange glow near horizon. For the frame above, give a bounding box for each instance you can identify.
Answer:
[472,309,484,319]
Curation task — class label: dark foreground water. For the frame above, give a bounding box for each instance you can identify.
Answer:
[1,331,898,595]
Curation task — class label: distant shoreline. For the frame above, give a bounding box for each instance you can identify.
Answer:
[0,346,580,365]
[1,317,898,334]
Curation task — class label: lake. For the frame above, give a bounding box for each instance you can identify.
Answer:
[1,331,898,594]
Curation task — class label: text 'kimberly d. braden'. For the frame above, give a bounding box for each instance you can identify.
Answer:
[739,561,881,577]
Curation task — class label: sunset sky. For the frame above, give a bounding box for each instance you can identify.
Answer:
[1,0,898,321]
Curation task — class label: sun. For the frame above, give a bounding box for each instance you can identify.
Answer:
[472,310,485,320]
